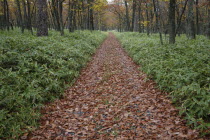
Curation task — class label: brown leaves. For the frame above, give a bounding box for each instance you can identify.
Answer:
[28,33,200,139]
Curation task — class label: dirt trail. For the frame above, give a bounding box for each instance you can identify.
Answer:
[29,33,199,139]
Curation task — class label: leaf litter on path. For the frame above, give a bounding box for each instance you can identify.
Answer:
[28,33,202,139]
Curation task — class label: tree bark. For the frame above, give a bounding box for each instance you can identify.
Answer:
[196,0,200,34]
[3,0,10,30]
[207,6,210,39]
[22,0,27,31]
[16,0,24,33]
[68,0,74,32]
[138,1,142,33]
[26,0,33,34]
[169,0,176,44]
[88,0,94,31]
[58,0,64,35]
[131,0,136,32]
[51,0,61,31]
[153,0,163,44]
[125,0,130,31]
[175,0,188,36]
[36,0,48,36]
[187,0,196,39]
[146,2,150,36]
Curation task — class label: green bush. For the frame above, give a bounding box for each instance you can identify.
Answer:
[0,30,106,138]
[116,32,210,134]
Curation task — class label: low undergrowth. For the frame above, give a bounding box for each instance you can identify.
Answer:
[115,32,210,135]
[0,30,106,139]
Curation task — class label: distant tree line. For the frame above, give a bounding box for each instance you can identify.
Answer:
[109,0,210,43]
[0,0,108,36]
[0,0,209,41]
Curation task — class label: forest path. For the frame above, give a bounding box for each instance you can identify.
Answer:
[29,33,199,139]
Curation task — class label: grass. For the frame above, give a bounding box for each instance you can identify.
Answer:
[115,32,210,135]
[0,29,107,139]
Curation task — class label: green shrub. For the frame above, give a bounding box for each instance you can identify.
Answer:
[115,32,210,134]
[0,29,106,138]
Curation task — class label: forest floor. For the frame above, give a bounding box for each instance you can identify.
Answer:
[28,33,200,139]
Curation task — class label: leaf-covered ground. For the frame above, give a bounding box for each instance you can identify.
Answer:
[28,33,201,139]
[0,30,106,138]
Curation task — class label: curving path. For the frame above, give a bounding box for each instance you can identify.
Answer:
[28,33,199,139]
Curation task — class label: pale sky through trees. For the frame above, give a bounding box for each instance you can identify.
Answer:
[107,0,113,3]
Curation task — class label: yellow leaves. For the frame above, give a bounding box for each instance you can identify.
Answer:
[141,21,150,27]
[92,0,107,11]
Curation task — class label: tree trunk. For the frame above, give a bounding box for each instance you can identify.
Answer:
[58,0,64,36]
[52,0,61,31]
[26,0,33,34]
[153,0,163,45]
[131,0,136,32]
[196,0,199,35]
[146,2,150,36]
[68,0,74,32]
[169,0,176,44]
[125,0,130,31]
[187,0,196,39]
[36,0,48,36]
[207,7,210,39]
[138,2,142,33]
[16,0,24,33]
[3,0,10,30]
[48,1,56,30]
[89,0,94,31]
[22,0,27,31]
[175,0,188,36]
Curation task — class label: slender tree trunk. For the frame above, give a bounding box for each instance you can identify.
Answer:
[142,12,145,33]
[52,0,61,31]
[3,0,10,30]
[48,1,55,30]
[22,0,27,31]
[153,0,158,32]
[207,6,210,39]
[125,0,130,31]
[187,0,196,39]
[131,0,136,32]
[89,0,94,31]
[150,10,154,33]
[175,0,188,36]
[26,0,33,34]
[73,4,77,30]
[36,0,48,36]
[196,0,200,34]
[16,0,24,33]
[87,5,90,30]
[138,2,142,33]
[169,0,176,44]
[146,2,150,36]
[81,1,85,30]
[68,0,72,32]
[3,0,7,30]
[58,0,64,36]
[153,0,163,44]
[6,0,10,30]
